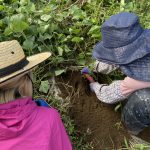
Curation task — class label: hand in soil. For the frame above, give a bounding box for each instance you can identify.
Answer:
[83,74,95,83]
[82,77,92,95]
[81,67,95,83]
[81,67,95,95]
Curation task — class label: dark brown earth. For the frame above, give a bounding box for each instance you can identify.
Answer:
[57,71,150,149]
[139,128,150,143]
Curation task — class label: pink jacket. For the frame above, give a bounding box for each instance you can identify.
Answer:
[0,97,72,150]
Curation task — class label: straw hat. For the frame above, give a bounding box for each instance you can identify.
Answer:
[0,40,51,86]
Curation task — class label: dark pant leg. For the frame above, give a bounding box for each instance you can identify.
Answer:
[122,88,150,134]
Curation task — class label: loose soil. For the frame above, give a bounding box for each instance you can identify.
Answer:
[57,71,150,150]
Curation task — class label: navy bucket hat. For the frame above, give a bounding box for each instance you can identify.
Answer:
[93,12,150,81]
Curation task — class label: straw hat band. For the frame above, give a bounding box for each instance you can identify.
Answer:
[0,57,29,78]
[0,40,28,77]
[0,53,25,68]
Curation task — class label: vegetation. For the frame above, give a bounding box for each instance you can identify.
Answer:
[1,0,150,149]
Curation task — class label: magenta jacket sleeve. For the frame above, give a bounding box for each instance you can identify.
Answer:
[50,109,72,150]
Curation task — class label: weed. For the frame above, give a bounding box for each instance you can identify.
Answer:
[114,121,123,130]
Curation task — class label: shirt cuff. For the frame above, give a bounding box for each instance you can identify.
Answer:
[90,82,106,92]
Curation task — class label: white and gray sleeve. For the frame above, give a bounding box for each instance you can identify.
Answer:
[90,81,127,104]
[93,60,119,74]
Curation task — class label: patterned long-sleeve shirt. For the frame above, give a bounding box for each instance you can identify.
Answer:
[90,60,150,104]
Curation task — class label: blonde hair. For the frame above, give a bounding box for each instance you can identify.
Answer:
[0,73,33,104]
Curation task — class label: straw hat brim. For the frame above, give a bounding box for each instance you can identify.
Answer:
[0,52,51,86]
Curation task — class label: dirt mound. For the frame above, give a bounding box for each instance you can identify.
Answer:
[58,71,130,149]
[58,71,150,149]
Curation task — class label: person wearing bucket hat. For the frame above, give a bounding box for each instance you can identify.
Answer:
[82,12,150,135]
[0,40,72,150]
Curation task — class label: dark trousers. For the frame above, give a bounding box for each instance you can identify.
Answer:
[122,88,150,134]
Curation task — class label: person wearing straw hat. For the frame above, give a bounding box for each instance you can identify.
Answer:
[0,40,72,150]
[81,12,150,135]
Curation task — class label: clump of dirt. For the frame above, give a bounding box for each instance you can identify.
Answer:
[57,71,130,149]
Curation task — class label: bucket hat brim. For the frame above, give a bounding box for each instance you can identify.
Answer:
[93,29,150,65]
[0,52,51,85]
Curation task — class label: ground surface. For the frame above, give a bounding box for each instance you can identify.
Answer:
[58,71,150,149]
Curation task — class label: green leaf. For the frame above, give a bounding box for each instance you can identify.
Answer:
[69,5,80,14]
[124,2,134,10]
[69,28,80,34]
[39,80,49,94]
[38,45,47,52]
[28,25,38,35]
[69,5,86,20]
[8,14,29,33]
[0,5,4,10]
[58,47,63,56]
[23,37,35,51]
[54,57,65,64]
[120,0,125,11]
[19,2,35,13]
[20,0,28,5]
[9,16,29,32]
[91,34,101,38]
[4,27,13,36]
[71,37,83,43]
[38,24,49,33]
[11,21,28,32]
[77,59,86,65]
[64,45,71,53]
[124,138,129,149]
[50,23,58,32]
[55,14,64,22]
[120,0,125,6]
[0,20,3,27]
[28,2,35,12]
[88,25,100,35]
[55,69,65,76]
[41,14,51,21]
